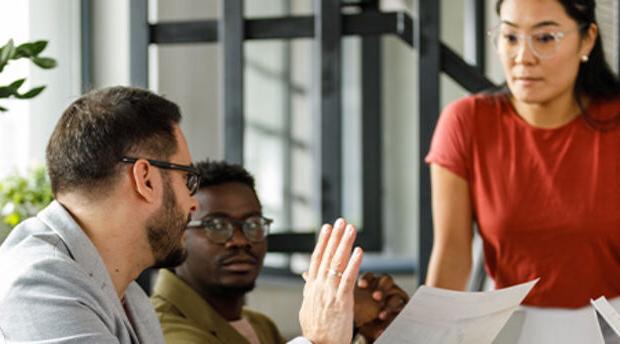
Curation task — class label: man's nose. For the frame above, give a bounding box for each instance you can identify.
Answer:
[226,227,251,248]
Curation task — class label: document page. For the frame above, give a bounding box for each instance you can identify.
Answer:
[375,279,538,344]
[493,305,605,344]
[592,296,620,337]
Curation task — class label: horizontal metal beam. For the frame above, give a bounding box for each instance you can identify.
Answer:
[267,230,385,253]
[150,21,218,43]
[150,12,414,47]
[267,233,316,253]
[440,43,496,93]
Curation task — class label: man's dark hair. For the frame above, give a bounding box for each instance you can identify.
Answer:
[46,86,182,196]
[195,160,256,194]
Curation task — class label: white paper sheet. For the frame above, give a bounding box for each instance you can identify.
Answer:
[493,305,605,344]
[375,279,538,344]
[590,296,620,343]
[592,296,620,337]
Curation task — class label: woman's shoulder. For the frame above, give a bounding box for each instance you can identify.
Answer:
[584,96,620,129]
[591,96,620,114]
[442,92,507,121]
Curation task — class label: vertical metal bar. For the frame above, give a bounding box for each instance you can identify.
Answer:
[220,0,245,164]
[464,0,486,72]
[360,0,383,250]
[282,0,293,230]
[80,0,92,93]
[417,0,441,285]
[129,0,149,88]
[617,0,620,73]
[314,0,343,225]
[129,0,152,294]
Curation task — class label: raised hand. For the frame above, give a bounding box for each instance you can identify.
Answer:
[299,219,364,344]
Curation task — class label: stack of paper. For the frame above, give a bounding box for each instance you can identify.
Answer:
[375,279,538,344]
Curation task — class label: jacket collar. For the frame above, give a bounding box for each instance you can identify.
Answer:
[37,200,142,342]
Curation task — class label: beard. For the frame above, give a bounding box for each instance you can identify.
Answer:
[146,175,189,269]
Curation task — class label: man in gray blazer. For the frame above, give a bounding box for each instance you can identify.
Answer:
[0,86,363,344]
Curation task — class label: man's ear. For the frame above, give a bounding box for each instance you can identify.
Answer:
[130,159,158,203]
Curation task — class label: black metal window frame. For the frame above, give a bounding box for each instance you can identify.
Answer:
[127,0,496,285]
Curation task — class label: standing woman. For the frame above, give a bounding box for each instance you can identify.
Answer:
[425,0,620,308]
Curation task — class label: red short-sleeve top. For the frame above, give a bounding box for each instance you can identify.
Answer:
[425,93,620,308]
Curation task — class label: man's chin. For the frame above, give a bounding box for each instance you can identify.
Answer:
[152,247,188,269]
[209,282,256,296]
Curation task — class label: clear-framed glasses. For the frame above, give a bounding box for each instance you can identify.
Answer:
[120,157,201,196]
[488,23,588,60]
[186,215,273,244]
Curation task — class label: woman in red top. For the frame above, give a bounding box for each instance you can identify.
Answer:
[425,0,620,308]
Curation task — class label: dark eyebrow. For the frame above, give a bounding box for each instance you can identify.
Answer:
[202,211,263,220]
[501,20,561,29]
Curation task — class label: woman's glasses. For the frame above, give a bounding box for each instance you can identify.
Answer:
[488,24,588,60]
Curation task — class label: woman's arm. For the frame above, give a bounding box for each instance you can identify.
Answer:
[425,164,474,290]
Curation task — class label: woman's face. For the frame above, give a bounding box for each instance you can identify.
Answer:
[495,0,596,105]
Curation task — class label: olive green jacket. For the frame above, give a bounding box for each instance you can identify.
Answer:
[151,269,285,344]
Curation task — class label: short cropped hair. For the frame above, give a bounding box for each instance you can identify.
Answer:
[46,86,181,196]
[195,160,256,195]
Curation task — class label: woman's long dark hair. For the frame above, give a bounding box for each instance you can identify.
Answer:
[495,0,620,129]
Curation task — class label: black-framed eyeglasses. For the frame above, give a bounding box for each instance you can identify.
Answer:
[120,157,201,196]
[186,215,273,244]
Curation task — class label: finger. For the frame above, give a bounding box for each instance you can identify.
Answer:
[372,290,383,301]
[318,219,346,278]
[379,310,389,320]
[308,224,332,279]
[338,246,364,297]
[376,275,395,293]
[302,272,308,281]
[358,272,376,288]
[328,224,357,282]
[384,285,410,306]
[385,293,408,312]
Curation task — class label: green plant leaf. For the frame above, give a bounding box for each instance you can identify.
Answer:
[0,166,52,230]
[0,79,26,99]
[0,85,12,98]
[15,86,45,99]
[32,56,57,69]
[0,39,15,73]
[8,78,25,92]
[14,40,47,58]
[5,213,20,227]
[0,104,7,112]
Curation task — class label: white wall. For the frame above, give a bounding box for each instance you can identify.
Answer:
[0,0,82,177]
[91,0,130,88]
[149,0,221,163]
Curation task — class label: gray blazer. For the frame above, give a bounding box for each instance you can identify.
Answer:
[0,201,164,344]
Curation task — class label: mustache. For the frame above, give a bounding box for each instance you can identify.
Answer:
[218,248,259,265]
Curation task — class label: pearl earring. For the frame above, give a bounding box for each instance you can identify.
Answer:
[581,55,589,63]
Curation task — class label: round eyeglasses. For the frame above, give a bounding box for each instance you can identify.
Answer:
[120,157,201,196]
[488,24,587,60]
[186,215,273,244]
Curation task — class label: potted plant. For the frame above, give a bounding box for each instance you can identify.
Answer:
[0,39,57,111]
[0,38,56,243]
[0,166,53,244]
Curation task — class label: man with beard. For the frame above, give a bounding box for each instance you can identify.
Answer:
[0,86,198,343]
[0,87,363,344]
[152,160,408,343]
